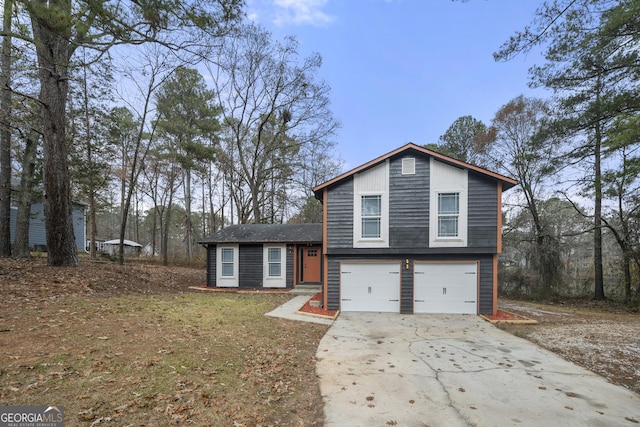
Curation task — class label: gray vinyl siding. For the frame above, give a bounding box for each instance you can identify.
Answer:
[286,244,294,288]
[401,260,414,314]
[72,205,86,251]
[327,253,494,314]
[206,246,217,287]
[205,244,293,289]
[326,179,353,249]
[389,155,429,249]
[239,244,263,288]
[9,202,85,251]
[477,255,494,314]
[327,258,341,311]
[326,154,498,254]
[468,174,498,250]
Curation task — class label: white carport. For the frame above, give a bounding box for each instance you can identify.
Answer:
[102,239,143,256]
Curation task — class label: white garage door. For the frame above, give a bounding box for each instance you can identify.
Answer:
[341,262,401,312]
[414,262,478,314]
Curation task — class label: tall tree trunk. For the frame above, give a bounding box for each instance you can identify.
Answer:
[82,63,97,260]
[13,129,38,258]
[88,191,97,259]
[593,89,605,301]
[31,6,78,266]
[0,0,13,256]
[184,168,193,260]
[151,205,157,256]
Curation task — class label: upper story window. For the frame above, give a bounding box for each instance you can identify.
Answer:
[267,247,282,277]
[361,195,382,238]
[353,160,389,248]
[437,192,459,237]
[220,248,235,276]
[429,158,468,248]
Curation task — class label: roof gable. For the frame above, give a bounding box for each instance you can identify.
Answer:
[199,223,322,245]
[313,143,517,198]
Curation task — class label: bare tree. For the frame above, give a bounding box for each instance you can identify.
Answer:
[21,0,242,266]
[489,95,560,297]
[210,24,340,224]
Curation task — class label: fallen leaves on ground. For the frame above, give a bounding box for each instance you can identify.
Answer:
[0,257,329,426]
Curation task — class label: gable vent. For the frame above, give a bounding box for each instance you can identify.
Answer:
[402,157,416,175]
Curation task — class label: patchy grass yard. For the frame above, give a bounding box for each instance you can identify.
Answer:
[0,258,328,426]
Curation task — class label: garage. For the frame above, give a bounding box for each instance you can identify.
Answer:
[340,262,401,312]
[414,262,478,314]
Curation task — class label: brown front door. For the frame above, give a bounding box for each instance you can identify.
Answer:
[302,247,321,283]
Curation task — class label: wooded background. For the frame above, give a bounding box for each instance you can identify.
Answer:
[0,0,638,305]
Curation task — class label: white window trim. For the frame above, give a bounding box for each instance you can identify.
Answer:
[361,194,382,239]
[353,161,389,248]
[437,192,460,237]
[429,159,468,248]
[263,244,287,288]
[354,191,389,247]
[217,245,239,287]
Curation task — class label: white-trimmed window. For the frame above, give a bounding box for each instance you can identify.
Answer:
[429,159,467,248]
[353,161,389,248]
[437,192,460,237]
[263,245,286,288]
[361,195,382,238]
[216,245,239,287]
[267,247,282,277]
[221,248,235,276]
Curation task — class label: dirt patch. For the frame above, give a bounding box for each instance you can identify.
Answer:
[498,298,640,395]
[0,257,328,426]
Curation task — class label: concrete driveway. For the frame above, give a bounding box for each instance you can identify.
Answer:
[316,312,640,427]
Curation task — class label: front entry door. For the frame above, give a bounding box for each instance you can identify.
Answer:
[302,247,321,282]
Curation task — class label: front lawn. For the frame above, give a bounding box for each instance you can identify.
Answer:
[0,259,328,426]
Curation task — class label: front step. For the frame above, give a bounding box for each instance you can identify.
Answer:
[290,284,321,295]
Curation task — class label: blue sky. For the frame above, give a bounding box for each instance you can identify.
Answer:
[246,0,549,169]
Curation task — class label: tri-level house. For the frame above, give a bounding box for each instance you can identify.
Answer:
[312,143,516,315]
[200,143,516,315]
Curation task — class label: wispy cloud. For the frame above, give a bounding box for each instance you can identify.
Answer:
[273,0,335,27]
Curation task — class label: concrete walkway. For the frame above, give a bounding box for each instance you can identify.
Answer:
[264,295,334,325]
[316,312,640,427]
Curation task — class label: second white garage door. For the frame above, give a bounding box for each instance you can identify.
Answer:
[341,262,401,312]
[414,262,478,314]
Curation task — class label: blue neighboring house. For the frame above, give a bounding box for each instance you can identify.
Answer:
[9,201,87,252]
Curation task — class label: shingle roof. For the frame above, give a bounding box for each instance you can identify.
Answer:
[198,223,322,245]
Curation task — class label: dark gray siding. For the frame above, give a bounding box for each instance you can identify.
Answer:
[401,260,414,314]
[468,173,498,250]
[239,244,262,288]
[325,153,500,255]
[206,244,293,289]
[389,155,429,249]
[327,253,494,314]
[286,244,294,288]
[326,179,353,249]
[326,258,341,311]
[206,246,216,287]
[477,255,494,314]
